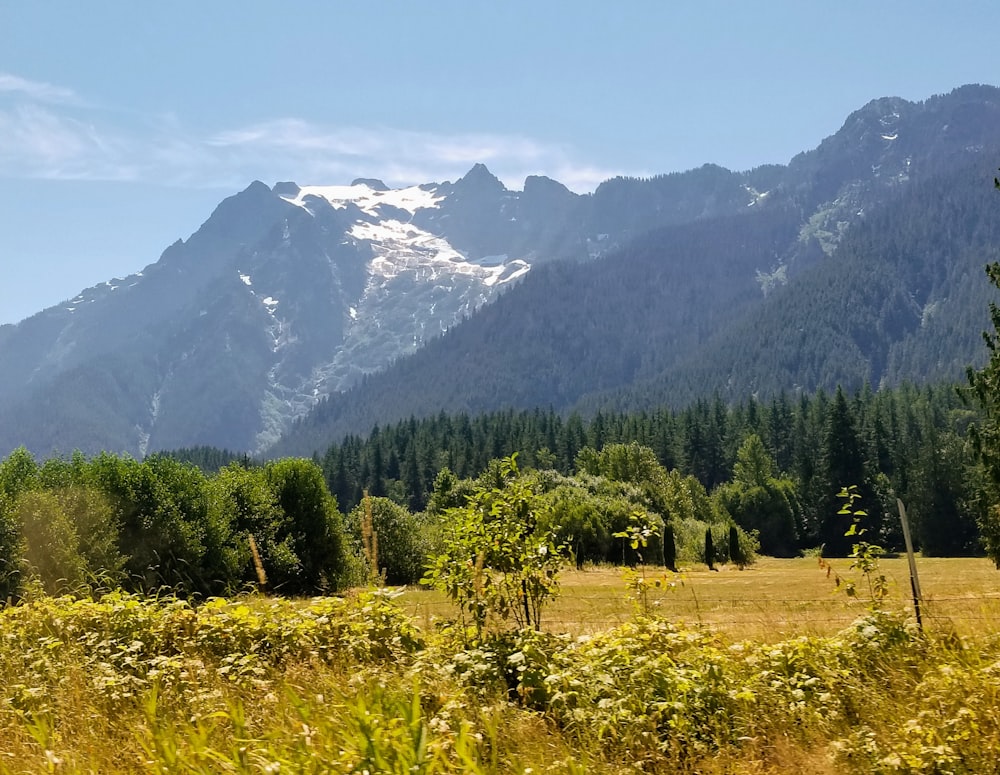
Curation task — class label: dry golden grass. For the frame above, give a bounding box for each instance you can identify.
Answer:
[400,556,1000,640]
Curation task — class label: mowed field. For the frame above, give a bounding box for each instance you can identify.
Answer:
[399,556,1000,639]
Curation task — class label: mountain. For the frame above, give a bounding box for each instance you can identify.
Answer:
[272,85,1000,455]
[0,167,583,457]
[0,156,769,458]
[3,85,999,459]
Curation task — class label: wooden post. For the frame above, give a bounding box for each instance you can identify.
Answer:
[248,534,267,591]
[896,498,923,633]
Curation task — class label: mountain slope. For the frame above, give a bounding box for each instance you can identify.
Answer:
[0,170,576,457]
[273,86,1000,455]
[577,161,1000,415]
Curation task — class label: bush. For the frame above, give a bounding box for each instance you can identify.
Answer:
[346,496,427,585]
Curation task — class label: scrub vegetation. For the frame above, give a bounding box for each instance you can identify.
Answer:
[0,568,998,774]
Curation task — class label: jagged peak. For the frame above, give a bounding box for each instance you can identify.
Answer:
[523,175,574,196]
[455,163,506,192]
[243,180,274,196]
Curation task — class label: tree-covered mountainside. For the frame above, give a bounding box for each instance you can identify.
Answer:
[579,160,1000,413]
[276,152,1000,455]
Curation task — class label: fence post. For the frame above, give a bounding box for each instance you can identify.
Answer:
[896,498,923,633]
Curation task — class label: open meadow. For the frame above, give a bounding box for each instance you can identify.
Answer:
[0,557,998,774]
[402,556,1000,640]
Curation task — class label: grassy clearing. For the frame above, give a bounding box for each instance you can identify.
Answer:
[402,556,1000,640]
[0,559,998,773]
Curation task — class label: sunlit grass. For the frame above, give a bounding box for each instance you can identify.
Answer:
[400,556,1000,639]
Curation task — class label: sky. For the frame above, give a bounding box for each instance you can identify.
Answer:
[2,1,999,325]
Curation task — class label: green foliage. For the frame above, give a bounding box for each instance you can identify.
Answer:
[715,434,800,556]
[0,365,992,603]
[424,467,475,516]
[15,490,87,594]
[909,430,982,555]
[840,485,889,605]
[8,576,1000,772]
[613,510,667,615]
[422,455,565,636]
[0,590,422,710]
[574,442,742,564]
[663,522,677,571]
[0,449,350,599]
[728,524,745,567]
[0,447,38,598]
[308,379,986,560]
[820,485,890,607]
[265,458,346,592]
[205,463,282,589]
[497,610,924,767]
[818,389,879,556]
[89,453,210,592]
[55,486,123,578]
[966,228,1000,565]
[535,481,612,568]
[347,496,426,585]
[0,492,23,600]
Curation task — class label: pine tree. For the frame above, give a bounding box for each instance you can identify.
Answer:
[728,524,744,568]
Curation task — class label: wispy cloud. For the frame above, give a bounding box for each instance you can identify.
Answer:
[0,73,83,105]
[0,74,638,192]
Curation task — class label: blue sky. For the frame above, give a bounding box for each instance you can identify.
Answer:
[2,1,998,324]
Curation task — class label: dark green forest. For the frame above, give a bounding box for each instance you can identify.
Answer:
[303,382,985,558]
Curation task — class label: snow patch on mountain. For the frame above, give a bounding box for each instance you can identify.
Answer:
[280,182,444,216]
[349,219,530,288]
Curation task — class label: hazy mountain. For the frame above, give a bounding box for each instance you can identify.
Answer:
[2,84,998,459]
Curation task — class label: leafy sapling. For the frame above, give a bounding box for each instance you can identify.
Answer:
[819,485,888,607]
[422,455,565,639]
[614,511,670,616]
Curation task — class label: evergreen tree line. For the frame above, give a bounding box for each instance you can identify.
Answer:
[313,381,985,558]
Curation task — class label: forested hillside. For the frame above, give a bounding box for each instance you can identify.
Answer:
[277,156,1000,453]
[584,160,1000,412]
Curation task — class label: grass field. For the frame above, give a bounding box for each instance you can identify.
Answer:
[400,556,1000,639]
